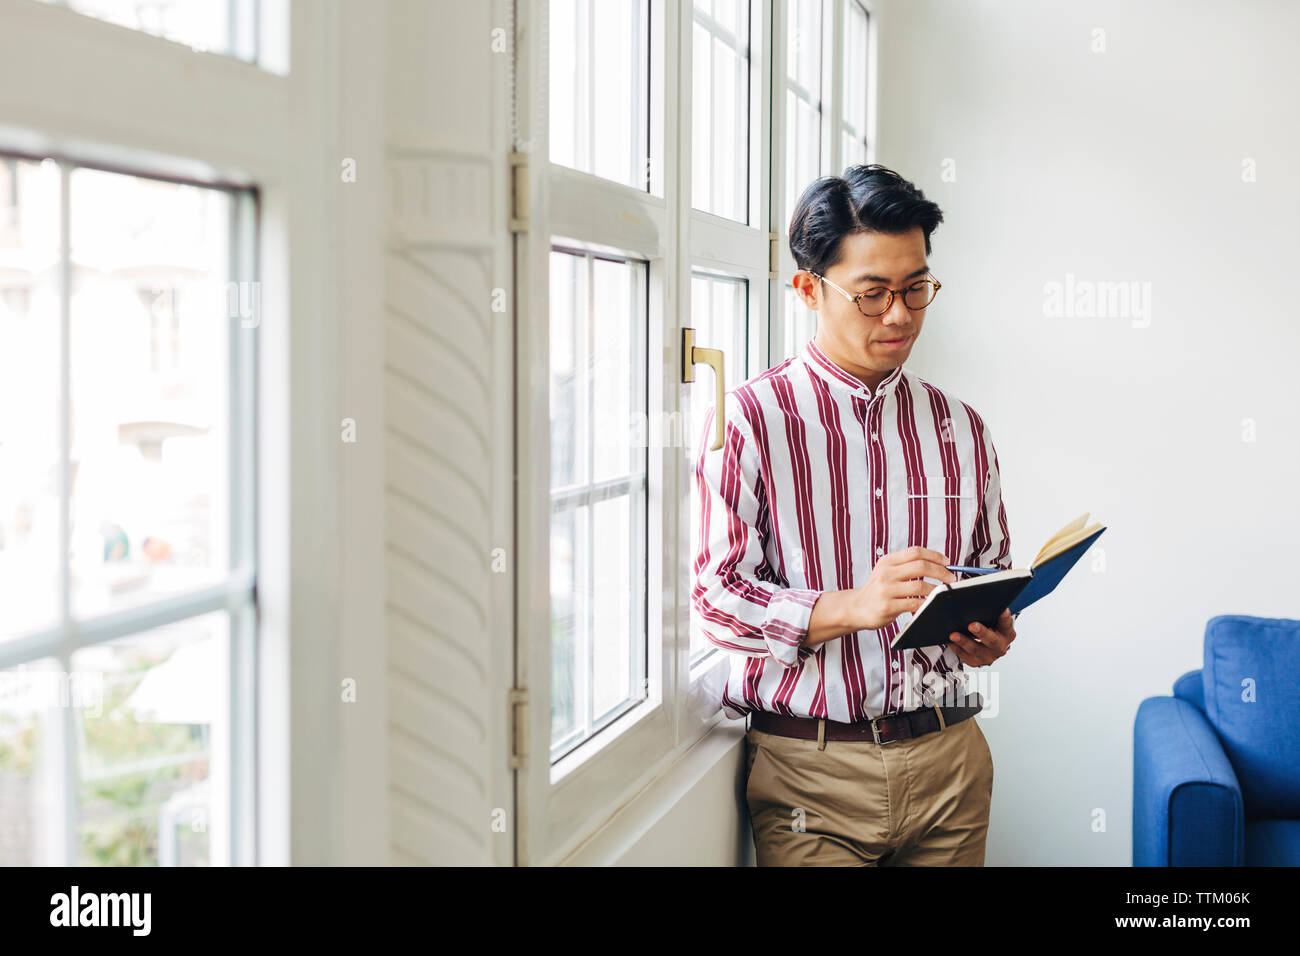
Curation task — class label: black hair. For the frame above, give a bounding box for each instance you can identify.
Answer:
[788,164,944,278]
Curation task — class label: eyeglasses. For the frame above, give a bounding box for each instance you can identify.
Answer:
[808,271,942,317]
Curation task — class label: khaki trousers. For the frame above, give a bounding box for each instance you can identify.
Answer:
[744,712,994,866]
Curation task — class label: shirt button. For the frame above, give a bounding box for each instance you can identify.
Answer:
[871,431,879,441]
[874,487,882,497]
[875,546,884,556]
[891,660,899,670]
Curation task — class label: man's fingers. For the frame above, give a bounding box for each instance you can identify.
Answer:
[889,546,949,566]
[951,631,995,665]
[969,620,1011,654]
[889,579,938,599]
[893,558,956,584]
[949,632,982,665]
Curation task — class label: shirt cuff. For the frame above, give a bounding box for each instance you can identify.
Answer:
[762,588,821,668]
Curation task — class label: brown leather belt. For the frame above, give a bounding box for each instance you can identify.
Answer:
[749,694,983,745]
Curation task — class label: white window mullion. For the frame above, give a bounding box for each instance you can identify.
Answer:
[819,0,832,175]
[753,0,770,365]
[769,0,788,360]
[734,11,748,223]
[58,652,76,864]
[585,0,596,174]
[828,0,844,175]
[0,576,254,669]
[56,159,71,636]
[55,159,76,865]
[629,254,646,714]
[227,187,258,867]
[582,251,596,745]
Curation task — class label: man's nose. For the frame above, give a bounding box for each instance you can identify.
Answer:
[882,294,910,324]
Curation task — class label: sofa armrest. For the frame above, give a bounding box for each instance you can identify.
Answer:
[1133,696,1244,866]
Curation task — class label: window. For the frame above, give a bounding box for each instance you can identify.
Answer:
[783,283,817,359]
[38,0,290,73]
[784,0,824,232]
[549,248,649,761]
[778,0,830,361]
[687,270,748,664]
[0,155,256,866]
[550,0,652,190]
[841,0,871,167]
[517,0,873,862]
[692,0,755,222]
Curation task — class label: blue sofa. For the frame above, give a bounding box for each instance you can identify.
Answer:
[1133,614,1300,866]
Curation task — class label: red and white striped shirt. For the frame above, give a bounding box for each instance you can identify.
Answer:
[691,338,1011,722]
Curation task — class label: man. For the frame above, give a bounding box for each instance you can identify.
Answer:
[691,164,1017,866]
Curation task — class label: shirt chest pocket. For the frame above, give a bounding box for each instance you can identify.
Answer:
[904,471,981,564]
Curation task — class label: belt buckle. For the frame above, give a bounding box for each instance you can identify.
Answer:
[870,715,900,745]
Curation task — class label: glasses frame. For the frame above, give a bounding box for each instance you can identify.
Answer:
[808,271,943,317]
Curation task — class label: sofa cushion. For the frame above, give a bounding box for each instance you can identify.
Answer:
[1202,614,1300,818]
[1244,819,1300,866]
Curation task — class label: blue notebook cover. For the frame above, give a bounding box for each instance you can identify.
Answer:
[1007,525,1106,615]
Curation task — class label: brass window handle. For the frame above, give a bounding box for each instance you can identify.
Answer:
[681,328,725,451]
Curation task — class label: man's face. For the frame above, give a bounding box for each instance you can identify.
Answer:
[794,226,932,377]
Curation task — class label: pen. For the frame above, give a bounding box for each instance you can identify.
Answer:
[945,565,998,576]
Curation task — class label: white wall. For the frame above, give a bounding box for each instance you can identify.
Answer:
[873,0,1300,864]
[562,722,754,867]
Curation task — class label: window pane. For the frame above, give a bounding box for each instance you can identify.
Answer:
[691,20,712,213]
[549,249,647,761]
[785,0,823,230]
[591,494,633,718]
[841,0,870,164]
[67,168,233,620]
[783,283,817,360]
[549,252,585,489]
[41,0,288,71]
[688,273,747,663]
[549,0,651,191]
[591,258,637,483]
[0,656,65,865]
[713,0,738,34]
[72,610,230,866]
[0,159,62,641]
[842,130,867,168]
[550,500,584,746]
[789,0,821,92]
[692,0,751,222]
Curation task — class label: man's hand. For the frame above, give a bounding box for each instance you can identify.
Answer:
[949,608,1016,666]
[850,546,957,632]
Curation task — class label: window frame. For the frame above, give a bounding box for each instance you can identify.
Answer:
[0,148,258,866]
[513,0,876,865]
[0,0,346,866]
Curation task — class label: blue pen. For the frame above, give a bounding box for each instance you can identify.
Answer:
[945,565,998,576]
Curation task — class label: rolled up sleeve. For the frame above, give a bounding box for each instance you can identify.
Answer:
[690,403,820,669]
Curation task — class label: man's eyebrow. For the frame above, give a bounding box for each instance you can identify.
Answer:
[851,266,930,284]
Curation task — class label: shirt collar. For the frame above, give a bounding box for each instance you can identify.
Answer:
[801,338,906,401]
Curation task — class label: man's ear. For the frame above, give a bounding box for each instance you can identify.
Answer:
[792,273,818,308]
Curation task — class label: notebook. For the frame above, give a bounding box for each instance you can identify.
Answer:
[889,512,1107,650]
